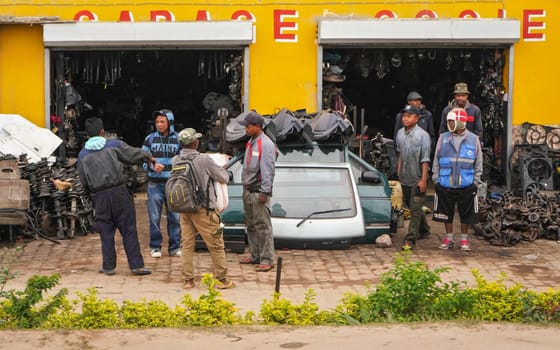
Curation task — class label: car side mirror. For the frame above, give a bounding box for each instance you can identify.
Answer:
[361,170,381,184]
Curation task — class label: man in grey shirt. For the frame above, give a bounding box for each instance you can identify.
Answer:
[395,105,432,250]
[238,111,277,272]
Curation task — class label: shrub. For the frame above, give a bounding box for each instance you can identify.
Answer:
[260,289,337,325]
[177,274,242,326]
[120,299,179,328]
[469,270,526,322]
[0,274,67,328]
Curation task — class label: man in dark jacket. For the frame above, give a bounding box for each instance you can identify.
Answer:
[78,117,154,276]
[393,91,435,151]
[439,82,483,140]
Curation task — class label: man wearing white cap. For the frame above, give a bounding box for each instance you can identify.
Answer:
[432,108,483,251]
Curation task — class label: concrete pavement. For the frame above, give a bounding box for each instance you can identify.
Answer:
[2,193,560,314]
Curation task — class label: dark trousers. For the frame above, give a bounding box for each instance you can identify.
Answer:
[93,185,144,270]
[402,185,430,244]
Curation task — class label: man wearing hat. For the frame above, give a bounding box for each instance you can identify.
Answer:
[438,82,483,140]
[432,108,483,251]
[173,128,234,289]
[393,91,435,150]
[237,111,278,272]
[395,105,432,250]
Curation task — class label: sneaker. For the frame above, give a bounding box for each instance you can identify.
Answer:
[131,267,151,276]
[150,248,162,258]
[169,248,182,257]
[98,268,115,276]
[439,238,454,250]
[183,279,195,289]
[215,278,235,289]
[460,239,471,251]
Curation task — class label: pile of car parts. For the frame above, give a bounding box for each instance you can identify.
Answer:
[474,190,560,246]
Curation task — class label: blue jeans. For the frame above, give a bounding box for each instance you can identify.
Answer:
[147,181,181,253]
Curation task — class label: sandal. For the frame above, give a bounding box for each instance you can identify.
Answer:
[239,257,258,264]
[183,279,195,289]
[256,264,273,272]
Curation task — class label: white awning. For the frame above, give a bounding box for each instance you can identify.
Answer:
[318,19,520,45]
[43,21,254,48]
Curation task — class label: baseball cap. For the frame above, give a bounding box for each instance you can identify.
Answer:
[178,128,202,145]
[406,91,422,101]
[400,105,420,116]
[238,111,264,127]
[447,108,474,131]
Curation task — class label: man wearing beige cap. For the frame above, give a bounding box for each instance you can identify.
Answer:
[438,82,483,140]
[172,128,234,289]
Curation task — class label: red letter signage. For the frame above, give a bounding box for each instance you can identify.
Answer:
[274,9,298,43]
[523,9,546,41]
[150,10,175,22]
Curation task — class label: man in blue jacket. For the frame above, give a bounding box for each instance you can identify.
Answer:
[142,109,182,258]
[78,117,153,276]
[432,108,483,251]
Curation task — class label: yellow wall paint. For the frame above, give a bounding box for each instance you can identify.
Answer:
[0,1,558,126]
[0,24,45,126]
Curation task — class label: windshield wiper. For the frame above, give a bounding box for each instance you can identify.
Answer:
[296,208,352,227]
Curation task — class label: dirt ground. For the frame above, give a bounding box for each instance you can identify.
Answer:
[1,323,559,350]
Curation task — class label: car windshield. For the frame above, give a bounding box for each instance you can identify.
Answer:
[271,167,357,219]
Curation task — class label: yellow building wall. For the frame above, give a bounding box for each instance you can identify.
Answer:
[0,24,45,126]
[0,1,558,127]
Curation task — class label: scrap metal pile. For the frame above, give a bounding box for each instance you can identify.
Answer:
[475,190,560,246]
[0,153,146,242]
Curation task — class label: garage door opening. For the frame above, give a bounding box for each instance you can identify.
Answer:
[50,49,244,157]
[317,18,520,187]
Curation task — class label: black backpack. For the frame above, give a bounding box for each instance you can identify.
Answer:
[165,157,208,213]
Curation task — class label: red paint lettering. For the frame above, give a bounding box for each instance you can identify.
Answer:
[150,10,175,22]
[231,10,255,21]
[498,9,506,19]
[523,9,546,41]
[196,10,211,21]
[118,10,134,22]
[458,10,480,19]
[73,10,97,21]
[274,9,298,42]
[375,10,397,19]
[416,10,437,19]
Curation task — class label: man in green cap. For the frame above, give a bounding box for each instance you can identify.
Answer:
[172,128,234,290]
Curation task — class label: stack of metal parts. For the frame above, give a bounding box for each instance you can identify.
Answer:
[474,190,560,246]
[18,156,95,241]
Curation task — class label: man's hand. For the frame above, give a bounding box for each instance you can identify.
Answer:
[258,193,268,204]
[153,162,165,173]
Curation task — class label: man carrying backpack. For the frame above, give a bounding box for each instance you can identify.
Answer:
[142,109,182,258]
[172,128,234,290]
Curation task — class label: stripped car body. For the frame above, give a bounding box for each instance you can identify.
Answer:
[221,143,392,250]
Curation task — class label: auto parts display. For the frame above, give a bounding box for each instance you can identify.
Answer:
[510,123,560,196]
[475,190,560,246]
